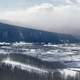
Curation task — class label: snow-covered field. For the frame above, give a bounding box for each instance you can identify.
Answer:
[0,42,80,80]
[0,42,80,62]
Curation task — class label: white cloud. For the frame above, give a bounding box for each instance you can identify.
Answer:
[65,0,74,4]
[0,3,80,35]
[66,0,80,4]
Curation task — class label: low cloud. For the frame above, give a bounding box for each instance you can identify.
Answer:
[0,3,80,35]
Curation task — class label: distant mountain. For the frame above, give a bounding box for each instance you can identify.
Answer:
[0,22,80,43]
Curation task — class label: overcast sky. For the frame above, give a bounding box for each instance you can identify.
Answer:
[0,0,80,35]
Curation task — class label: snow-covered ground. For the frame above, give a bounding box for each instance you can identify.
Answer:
[1,42,80,78]
[0,42,80,68]
[0,42,80,61]
[1,57,48,74]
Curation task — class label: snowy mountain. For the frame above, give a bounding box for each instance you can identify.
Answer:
[0,22,80,43]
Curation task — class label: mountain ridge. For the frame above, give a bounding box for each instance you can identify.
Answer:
[0,22,80,43]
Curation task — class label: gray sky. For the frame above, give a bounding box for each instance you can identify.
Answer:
[0,0,80,35]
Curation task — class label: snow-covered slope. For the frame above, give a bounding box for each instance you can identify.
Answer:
[1,58,48,73]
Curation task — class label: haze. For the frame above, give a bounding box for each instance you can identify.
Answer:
[0,0,80,35]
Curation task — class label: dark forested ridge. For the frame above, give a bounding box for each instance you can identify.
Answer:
[0,22,80,43]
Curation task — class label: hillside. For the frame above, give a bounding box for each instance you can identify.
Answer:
[0,22,79,43]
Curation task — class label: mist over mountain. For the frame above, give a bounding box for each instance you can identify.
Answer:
[0,22,80,43]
